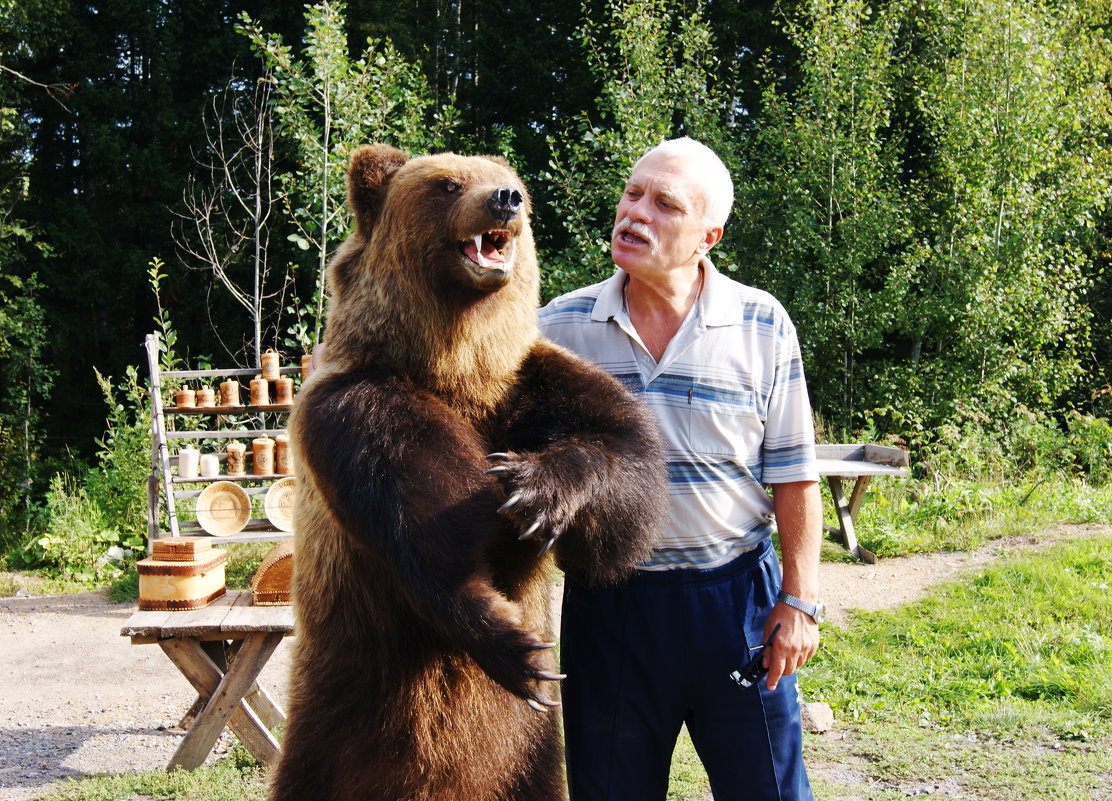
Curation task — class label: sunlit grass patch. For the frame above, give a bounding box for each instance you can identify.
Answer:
[804,535,1112,738]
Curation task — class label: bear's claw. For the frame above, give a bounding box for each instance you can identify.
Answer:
[485,451,570,555]
[527,697,562,712]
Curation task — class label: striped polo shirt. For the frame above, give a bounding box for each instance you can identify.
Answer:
[538,259,818,571]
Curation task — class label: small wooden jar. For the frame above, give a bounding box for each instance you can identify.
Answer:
[301,353,313,382]
[226,441,247,476]
[196,387,216,408]
[175,388,195,408]
[253,437,275,475]
[275,376,294,405]
[250,376,269,406]
[219,379,241,407]
[261,348,280,381]
[275,433,292,475]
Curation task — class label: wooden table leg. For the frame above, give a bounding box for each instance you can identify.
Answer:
[176,641,231,730]
[221,639,287,730]
[160,633,284,770]
[826,476,878,564]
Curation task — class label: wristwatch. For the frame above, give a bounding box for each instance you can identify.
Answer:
[777,590,826,624]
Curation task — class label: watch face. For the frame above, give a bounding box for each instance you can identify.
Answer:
[814,602,827,624]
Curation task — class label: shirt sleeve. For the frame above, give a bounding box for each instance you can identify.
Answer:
[760,311,818,484]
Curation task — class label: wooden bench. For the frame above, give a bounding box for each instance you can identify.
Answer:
[120,591,293,770]
[814,444,911,564]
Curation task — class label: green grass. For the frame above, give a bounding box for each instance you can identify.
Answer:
[666,532,1112,801]
[841,473,1112,559]
[41,745,267,801]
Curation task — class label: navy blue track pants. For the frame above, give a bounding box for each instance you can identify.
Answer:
[560,539,813,801]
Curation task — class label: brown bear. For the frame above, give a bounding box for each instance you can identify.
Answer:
[268,144,668,801]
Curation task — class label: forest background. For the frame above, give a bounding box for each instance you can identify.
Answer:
[1,0,1111,579]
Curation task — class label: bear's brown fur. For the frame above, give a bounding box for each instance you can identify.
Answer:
[269,145,668,801]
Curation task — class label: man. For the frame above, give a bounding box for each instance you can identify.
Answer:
[539,137,823,801]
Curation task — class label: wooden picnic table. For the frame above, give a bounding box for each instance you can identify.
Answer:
[814,444,911,564]
[120,590,293,771]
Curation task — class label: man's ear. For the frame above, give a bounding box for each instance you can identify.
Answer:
[697,226,724,254]
[347,144,409,236]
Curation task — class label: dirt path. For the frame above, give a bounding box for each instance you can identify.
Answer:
[0,523,1107,800]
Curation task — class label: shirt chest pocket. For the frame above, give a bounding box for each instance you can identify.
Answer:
[687,380,761,457]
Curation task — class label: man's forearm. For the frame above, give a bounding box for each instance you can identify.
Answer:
[771,480,822,601]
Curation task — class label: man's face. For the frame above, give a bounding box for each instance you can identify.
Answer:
[611,152,717,279]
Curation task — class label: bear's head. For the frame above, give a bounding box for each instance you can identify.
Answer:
[322,145,542,415]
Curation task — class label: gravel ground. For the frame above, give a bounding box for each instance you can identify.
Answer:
[0,590,293,801]
[1,523,1106,800]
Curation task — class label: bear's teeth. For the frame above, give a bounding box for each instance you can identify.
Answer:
[473,234,488,267]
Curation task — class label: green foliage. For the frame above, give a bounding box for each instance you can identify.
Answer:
[0,271,54,549]
[16,473,124,583]
[147,257,183,374]
[239,0,456,345]
[84,367,150,538]
[738,0,913,418]
[737,0,1112,432]
[542,0,735,299]
[806,536,1112,739]
[10,369,149,582]
[1065,412,1112,486]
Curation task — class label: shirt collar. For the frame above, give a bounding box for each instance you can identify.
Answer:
[591,256,742,327]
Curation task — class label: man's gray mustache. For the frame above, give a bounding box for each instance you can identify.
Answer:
[613,217,659,253]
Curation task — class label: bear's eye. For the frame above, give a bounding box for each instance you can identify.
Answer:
[442,180,461,194]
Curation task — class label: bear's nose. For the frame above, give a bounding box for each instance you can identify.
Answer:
[487,187,523,225]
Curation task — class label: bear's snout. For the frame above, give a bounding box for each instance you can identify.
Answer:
[487,187,523,225]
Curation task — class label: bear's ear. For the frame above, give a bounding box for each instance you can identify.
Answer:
[347,144,409,235]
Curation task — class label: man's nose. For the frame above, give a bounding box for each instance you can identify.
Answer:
[624,195,652,223]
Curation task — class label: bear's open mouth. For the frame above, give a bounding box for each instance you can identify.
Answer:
[461,230,513,269]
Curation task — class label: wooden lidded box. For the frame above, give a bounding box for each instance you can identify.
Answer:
[250,540,293,606]
[139,538,227,611]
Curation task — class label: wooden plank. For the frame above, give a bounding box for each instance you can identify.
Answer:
[218,638,288,729]
[847,475,873,522]
[158,591,238,638]
[165,404,293,415]
[242,679,287,732]
[827,477,878,564]
[815,459,909,479]
[163,428,288,441]
[222,591,294,634]
[121,607,175,639]
[152,530,293,546]
[171,473,293,487]
[864,443,910,467]
[161,366,301,379]
[814,444,865,461]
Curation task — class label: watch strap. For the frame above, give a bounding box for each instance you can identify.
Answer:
[777,590,819,619]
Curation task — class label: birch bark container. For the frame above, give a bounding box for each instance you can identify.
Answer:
[261,348,280,381]
[250,376,269,406]
[253,437,275,475]
[226,441,247,476]
[219,379,241,407]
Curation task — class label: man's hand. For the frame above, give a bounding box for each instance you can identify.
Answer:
[762,601,819,691]
[765,479,823,691]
